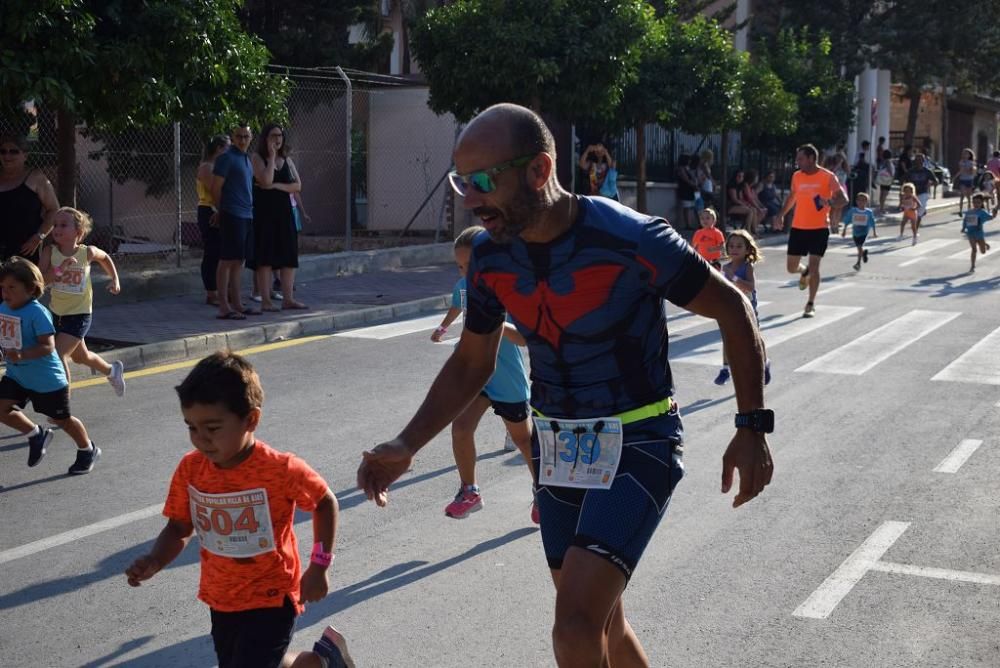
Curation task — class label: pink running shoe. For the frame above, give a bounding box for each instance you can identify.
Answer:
[530,501,540,525]
[444,485,483,518]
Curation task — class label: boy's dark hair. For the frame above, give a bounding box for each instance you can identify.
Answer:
[176,351,264,418]
[797,144,819,160]
[0,257,44,299]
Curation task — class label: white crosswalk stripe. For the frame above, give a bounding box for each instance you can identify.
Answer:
[334,313,461,340]
[796,309,961,375]
[887,238,961,258]
[932,324,1000,385]
[667,302,771,336]
[672,305,863,366]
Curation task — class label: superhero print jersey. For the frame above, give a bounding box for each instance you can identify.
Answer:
[465,196,710,421]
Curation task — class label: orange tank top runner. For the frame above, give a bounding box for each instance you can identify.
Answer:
[791,169,839,230]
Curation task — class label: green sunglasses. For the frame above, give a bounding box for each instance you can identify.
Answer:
[447,154,536,196]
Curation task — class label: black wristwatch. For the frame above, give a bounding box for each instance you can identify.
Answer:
[735,409,774,433]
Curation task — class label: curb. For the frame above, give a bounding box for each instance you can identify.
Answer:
[69,293,451,377]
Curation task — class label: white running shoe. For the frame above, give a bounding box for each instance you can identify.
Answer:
[108,360,126,398]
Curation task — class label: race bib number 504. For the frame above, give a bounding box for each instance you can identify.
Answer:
[188,485,276,558]
[534,417,623,489]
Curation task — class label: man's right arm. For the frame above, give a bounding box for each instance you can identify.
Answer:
[778,182,796,219]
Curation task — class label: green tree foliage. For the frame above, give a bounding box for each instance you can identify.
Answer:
[740,59,799,152]
[0,0,289,201]
[239,0,393,70]
[755,29,855,152]
[409,0,653,123]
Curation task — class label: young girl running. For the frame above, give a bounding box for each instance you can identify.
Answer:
[431,226,537,522]
[38,207,125,396]
[898,182,920,242]
[961,193,993,272]
[714,230,771,387]
[841,191,878,270]
[0,257,100,474]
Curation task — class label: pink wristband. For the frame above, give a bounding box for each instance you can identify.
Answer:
[310,542,334,568]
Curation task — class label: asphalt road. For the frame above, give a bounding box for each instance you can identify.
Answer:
[1,208,998,667]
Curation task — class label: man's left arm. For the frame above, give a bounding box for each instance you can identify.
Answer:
[682,272,773,507]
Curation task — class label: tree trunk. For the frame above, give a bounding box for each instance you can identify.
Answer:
[56,107,77,207]
[720,128,729,221]
[903,90,921,148]
[636,123,647,214]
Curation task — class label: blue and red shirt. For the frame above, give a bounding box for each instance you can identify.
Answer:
[464,196,710,422]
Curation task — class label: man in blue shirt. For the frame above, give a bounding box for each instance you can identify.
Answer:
[211,123,256,320]
[358,103,773,666]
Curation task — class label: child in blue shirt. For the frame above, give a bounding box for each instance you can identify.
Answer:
[841,191,878,271]
[431,226,536,522]
[0,257,99,474]
[961,193,993,272]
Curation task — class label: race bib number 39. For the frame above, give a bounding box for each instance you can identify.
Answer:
[0,314,23,350]
[534,417,623,490]
[189,485,276,558]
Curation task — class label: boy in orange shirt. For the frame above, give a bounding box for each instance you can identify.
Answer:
[125,351,353,668]
[691,207,726,270]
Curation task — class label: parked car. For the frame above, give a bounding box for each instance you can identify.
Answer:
[922,158,952,192]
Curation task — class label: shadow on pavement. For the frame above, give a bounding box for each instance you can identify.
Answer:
[106,527,537,667]
[78,636,156,668]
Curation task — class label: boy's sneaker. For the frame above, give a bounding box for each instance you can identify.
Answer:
[68,443,101,475]
[797,267,810,290]
[108,360,126,398]
[852,262,861,271]
[764,359,772,386]
[713,367,731,385]
[27,427,54,467]
[503,434,517,452]
[312,625,355,668]
[445,485,483,518]
[803,302,816,318]
[862,249,869,263]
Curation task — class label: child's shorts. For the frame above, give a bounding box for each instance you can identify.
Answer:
[852,233,868,248]
[210,596,296,668]
[53,313,92,339]
[479,391,530,422]
[0,376,71,420]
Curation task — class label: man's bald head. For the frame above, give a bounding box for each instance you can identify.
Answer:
[460,103,557,163]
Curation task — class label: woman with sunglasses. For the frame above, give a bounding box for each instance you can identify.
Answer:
[0,135,59,263]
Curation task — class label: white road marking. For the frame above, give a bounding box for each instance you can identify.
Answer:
[334,313,459,340]
[672,305,862,366]
[667,302,771,335]
[818,284,852,296]
[933,439,984,473]
[0,504,162,566]
[796,309,961,375]
[886,238,962,258]
[870,562,1000,585]
[898,257,925,267]
[793,521,909,619]
[932,325,1000,385]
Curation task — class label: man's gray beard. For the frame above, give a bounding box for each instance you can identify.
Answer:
[488,187,546,244]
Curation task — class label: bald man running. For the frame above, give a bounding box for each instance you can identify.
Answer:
[779,144,848,318]
[357,103,773,666]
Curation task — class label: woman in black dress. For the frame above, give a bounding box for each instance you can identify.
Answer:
[251,123,307,310]
[0,134,59,262]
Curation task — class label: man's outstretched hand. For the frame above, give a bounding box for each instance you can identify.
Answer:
[357,439,414,507]
[721,430,773,508]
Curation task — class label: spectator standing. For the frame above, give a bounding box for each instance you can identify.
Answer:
[850,140,872,201]
[875,149,895,214]
[251,124,307,311]
[211,124,257,320]
[897,145,914,179]
[676,154,699,230]
[956,148,977,215]
[0,135,58,263]
[578,143,618,200]
[698,149,716,209]
[196,135,230,307]
[986,151,1000,179]
[903,154,938,241]
[757,170,784,231]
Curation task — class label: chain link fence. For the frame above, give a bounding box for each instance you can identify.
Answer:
[3,67,463,269]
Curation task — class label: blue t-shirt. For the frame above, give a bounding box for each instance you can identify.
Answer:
[212,146,254,218]
[464,196,710,423]
[452,278,529,404]
[0,299,68,393]
[962,208,991,236]
[843,207,876,236]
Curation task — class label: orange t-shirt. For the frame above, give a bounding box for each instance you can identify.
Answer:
[791,168,841,230]
[691,227,725,261]
[163,440,329,613]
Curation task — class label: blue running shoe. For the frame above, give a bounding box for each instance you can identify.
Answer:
[714,367,731,385]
